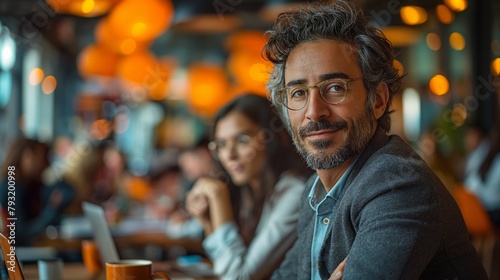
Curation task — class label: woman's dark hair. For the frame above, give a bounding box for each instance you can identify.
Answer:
[211,93,310,244]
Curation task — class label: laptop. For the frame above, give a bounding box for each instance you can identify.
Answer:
[81,202,120,265]
[82,202,216,278]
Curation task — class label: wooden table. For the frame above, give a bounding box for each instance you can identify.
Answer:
[23,263,103,280]
[22,261,218,280]
[32,232,204,255]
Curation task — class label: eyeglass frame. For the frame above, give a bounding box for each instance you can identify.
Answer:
[277,77,364,111]
[208,130,263,160]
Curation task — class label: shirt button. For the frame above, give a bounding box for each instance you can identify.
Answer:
[322,218,330,225]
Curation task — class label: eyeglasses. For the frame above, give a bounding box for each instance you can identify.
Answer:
[208,132,261,159]
[277,77,363,111]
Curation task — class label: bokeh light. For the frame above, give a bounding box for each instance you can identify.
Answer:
[46,0,116,17]
[449,32,466,51]
[82,0,95,14]
[41,75,57,94]
[393,59,405,77]
[436,5,454,24]
[426,33,441,51]
[492,58,500,76]
[117,51,162,85]
[29,68,45,85]
[108,0,174,41]
[91,119,111,140]
[400,6,428,25]
[226,31,271,96]
[78,44,119,78]
[0,33,15,71]
[429,74,449,96]
[444,0,468,12]
[95,19,153,56]
[451,104,467,127]
[188,63,231,117]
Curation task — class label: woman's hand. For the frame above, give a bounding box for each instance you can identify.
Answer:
[186,177,233,235]
[192,177,228,201]
[186,186,211,232]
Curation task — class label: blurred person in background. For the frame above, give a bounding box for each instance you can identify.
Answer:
[0,137,75,245]
[416,129,459,193]
[179,135,220,197]
[96,143,128,202]
[162,136,222,239]
[144,165,183,221]
[98,143,147,224]
[61,142,106,215]
[186,93,312,280]
[465,115,500,226]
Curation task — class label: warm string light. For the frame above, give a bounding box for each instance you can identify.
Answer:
[107,0,174,41]
[449,32,466,51]
[77,44,119,78]
[28,68,57,94]
[46,0,116,17]
[400,6,428,25]
[429,74,449,96]
[226,31,272,97]
[444,0,468,12]
[187,63,231,117]
[95,19,151,56]
[426,33,441,51]
[492,58,500,76]
[436,5,454,24]
[41,75,57,95]
[28,68,44,85]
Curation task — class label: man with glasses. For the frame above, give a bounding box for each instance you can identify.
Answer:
[264,1,487,279]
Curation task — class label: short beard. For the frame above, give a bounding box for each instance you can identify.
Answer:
[292,111,375,170]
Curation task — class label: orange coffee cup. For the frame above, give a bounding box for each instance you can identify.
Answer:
[105,260,170,280]
[81,240,103,273]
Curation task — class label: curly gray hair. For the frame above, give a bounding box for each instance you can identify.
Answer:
[264,0,403,133]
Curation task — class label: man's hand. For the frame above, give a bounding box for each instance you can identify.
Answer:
[329,257,347,280]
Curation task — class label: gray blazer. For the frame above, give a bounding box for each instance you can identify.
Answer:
[272,127,488,279]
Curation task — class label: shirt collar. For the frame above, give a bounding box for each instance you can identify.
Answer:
[308,157,359,210]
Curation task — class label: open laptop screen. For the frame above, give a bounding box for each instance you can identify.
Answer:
[82,202,120,264]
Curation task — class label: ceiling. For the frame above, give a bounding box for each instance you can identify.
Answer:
[0,0,434,56]
[0,0,498,70]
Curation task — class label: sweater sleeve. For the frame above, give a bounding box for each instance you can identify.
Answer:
[203,175,305,280]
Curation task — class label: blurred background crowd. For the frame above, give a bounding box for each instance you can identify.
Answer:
[0,0,499,276]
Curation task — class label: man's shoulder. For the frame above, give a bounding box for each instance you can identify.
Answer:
[368,134,424,168]
[349,133,440,191]
[354,128,423,173]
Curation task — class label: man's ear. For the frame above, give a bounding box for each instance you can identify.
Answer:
[373,82,389,120]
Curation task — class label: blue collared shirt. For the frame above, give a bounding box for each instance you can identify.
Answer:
[309,162,357,280]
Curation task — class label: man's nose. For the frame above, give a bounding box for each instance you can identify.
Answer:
[304,88,331,122]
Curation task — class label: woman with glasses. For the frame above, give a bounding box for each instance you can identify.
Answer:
[186,93,311,280]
